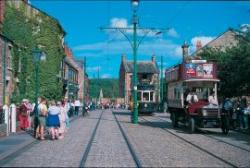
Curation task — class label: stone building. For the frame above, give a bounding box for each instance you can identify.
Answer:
[189,28,247,59]
[119,54,160,104]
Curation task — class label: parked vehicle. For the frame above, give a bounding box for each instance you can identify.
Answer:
[165,60,229,134]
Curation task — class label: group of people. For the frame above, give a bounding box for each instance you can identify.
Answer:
[222,96,250,130]
[18,97,79,140]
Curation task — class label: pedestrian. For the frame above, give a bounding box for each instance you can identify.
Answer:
[64,98,70,130]
[26,99,33,129]
[239,96,247,129]
[69,99,75,117]
[36,97,48,140]
[19,99,31,130]
[57,101,66,139]
[47,100,60,140]
[223,97,234,128]
[74,99,80,116]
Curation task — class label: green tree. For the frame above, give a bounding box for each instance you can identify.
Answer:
[200,38,250,97]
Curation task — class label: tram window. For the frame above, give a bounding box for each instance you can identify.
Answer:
[142,74,147,79]
[150,92,154,101]
[137,92,141,101]
[143,92,149,101]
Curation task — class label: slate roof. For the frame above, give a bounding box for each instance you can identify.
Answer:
[124,61,159,74]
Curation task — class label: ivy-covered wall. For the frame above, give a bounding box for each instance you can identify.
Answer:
[2,1,65,103]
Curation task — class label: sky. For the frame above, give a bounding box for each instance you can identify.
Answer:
[30,0,250,79]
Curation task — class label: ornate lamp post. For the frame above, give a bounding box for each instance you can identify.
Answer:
[131,0,139,124]
[100,0,168,124]
[32,47,46,137]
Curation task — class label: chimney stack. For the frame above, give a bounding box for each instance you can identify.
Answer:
[182,41,189,62]
[196,40,202,50]
[151,54,156,63]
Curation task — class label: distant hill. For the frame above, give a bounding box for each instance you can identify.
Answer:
[90,78,119,98]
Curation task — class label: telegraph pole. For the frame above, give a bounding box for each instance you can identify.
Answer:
[160,55,163,103]
[83,56,86,106]
[100,0,169,124]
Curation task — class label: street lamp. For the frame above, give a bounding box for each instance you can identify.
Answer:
[131,0,139,124]
[100,0,168,124]
[32,47,46,137]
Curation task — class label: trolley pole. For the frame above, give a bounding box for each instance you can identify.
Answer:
[132,3,138,123]
[160,55,163,103]
[100,0,169,124]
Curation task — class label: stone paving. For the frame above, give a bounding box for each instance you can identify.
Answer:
[148,113,250,167]
[0,133,35,161]
[2,110,102,167]
[1,109,250,167]
[84,109,136,167]
[114,110,242,167]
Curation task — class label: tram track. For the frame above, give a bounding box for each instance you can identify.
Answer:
[154,115,250,153]
[79,110,104,167]
[112,111,142,168]
[140,116,238,167]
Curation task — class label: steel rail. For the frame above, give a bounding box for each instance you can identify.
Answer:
[155,115,250,153]
[79,110,104,167]
[141,116,238,168]
[113,111,142,168]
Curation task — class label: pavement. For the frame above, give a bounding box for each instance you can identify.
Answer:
[0,115,80,166]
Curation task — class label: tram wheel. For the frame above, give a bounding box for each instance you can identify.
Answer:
[189,117,195,134]
[171,113,178,128]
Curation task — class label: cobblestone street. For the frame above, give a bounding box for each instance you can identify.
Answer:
[0,109,250,167]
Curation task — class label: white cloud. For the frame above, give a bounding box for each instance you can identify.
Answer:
[190,36,215,54]
[167,28,180,38]
[73,38,183,61]
[106,17,178,39]
[111,18,128,28]
[101,74,111,79]
[240,23,250,32]
[191,36,215,48]
[174,46,182,56]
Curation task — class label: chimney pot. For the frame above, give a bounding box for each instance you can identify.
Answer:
[196,40,202,50]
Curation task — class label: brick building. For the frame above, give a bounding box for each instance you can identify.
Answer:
[119,54,160,104]
[62,45,89,102]
[190,28,247,59]
[63,45,80,101]
[0,34,14,106]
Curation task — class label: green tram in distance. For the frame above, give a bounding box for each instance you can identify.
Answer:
[137,83,159,114]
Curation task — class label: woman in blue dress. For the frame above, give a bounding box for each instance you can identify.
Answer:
[47,100,60,140]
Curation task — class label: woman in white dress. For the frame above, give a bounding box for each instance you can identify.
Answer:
[57,101,66,139]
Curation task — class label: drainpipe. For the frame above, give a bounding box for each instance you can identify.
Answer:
[2,39,7,105]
